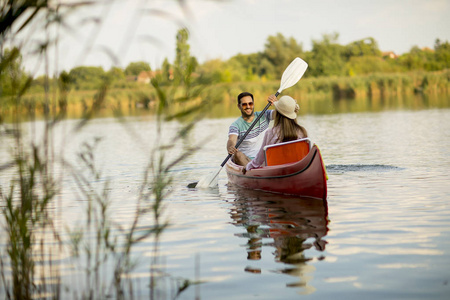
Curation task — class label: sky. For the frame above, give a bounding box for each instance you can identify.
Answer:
[13,0,450,75]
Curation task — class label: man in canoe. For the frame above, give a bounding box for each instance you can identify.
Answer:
[227,92,277,166]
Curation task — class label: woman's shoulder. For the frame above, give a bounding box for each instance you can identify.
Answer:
[266,126,278,135]
[264,127,281,143]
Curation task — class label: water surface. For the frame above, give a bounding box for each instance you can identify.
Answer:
[1,104,449,299]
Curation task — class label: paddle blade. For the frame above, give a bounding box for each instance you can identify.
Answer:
[196,166,222,188]
[277,57,308,94]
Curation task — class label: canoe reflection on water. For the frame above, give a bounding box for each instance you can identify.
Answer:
[228,186,329,290]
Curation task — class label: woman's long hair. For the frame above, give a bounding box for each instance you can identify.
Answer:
[273,111,308,142]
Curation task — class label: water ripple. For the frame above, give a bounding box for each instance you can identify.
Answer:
[326,164,402,173]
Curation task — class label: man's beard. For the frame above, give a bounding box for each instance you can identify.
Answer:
[243,108,254,117]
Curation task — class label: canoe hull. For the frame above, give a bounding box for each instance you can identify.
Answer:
[226,145,327,199]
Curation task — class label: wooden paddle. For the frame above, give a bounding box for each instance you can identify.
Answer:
[192,57,308,188]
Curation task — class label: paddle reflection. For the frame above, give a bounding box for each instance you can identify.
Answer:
[228,186,329,292]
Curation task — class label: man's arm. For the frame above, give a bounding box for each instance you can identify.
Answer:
[267,94,277,120]
[267,94,277,105]
[227,134,238,155]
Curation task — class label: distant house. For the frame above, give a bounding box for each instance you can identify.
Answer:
[137,71,160,84]
[382,51,398,59]
[421,47,434,52]
[126,69,179,83]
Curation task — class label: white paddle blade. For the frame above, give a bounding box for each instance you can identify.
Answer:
[277,57,308,94]
[196,166,221,188]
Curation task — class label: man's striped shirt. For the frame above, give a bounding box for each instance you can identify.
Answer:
[228,110,274,159]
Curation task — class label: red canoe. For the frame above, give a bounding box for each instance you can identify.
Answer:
[225,139,328,199]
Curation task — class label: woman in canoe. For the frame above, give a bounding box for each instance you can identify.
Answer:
[243,95,308,173]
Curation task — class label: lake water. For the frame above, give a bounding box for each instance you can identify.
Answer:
[1,100,450,299]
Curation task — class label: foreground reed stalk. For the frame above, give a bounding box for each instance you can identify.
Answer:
[0,0,214,299]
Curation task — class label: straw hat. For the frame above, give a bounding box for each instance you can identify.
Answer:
[274,96,299,119]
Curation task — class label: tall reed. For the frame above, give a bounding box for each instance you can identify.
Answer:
[1,0,210,299]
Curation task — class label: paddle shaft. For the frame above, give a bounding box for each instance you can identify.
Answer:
[220,91,280,167]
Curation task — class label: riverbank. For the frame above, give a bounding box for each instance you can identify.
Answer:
[1,69,449,122]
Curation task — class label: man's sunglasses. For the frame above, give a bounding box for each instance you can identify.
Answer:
[241,102,254,108]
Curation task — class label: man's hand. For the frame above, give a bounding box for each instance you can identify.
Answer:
[267,94,277,105]
[227,135,238,155]
[228,145,238,155]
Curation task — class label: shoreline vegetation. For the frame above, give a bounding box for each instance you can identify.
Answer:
[2,29,450,122]
[1,69,449,122]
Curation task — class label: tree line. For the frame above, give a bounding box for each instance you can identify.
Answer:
[1,30,449,96]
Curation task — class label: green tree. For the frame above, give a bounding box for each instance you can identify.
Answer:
[434,39,450,69]
[261,33,304,78]
[345,56,397,76]
[174,28,197,86]
[30,74,47,92]
[68,66,106,90]
[397,46,437,71]
[308,33,346,77]
[124,61,151,76]
[228,53,261,81]
[220,58,248,83]
[344,37,381,59]
[196,59,224,84]
[196,56,255,84]
[107,66,125,82]
[0,47,30,97]
[160,58,171,82]
[59,70,71,91]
